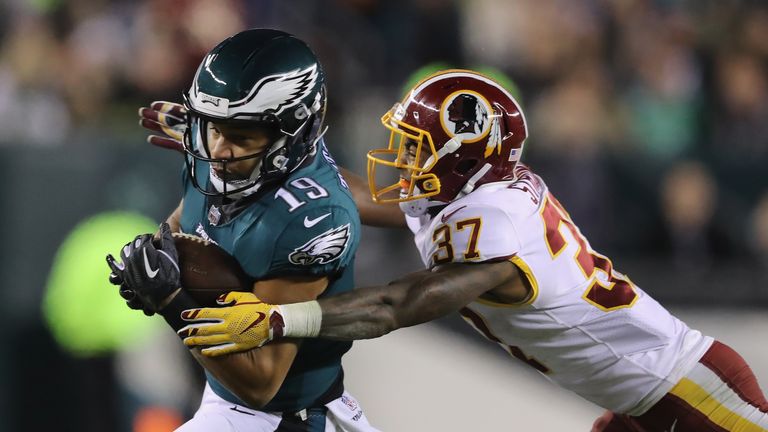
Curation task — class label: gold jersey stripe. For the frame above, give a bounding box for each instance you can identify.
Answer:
[472,255,539,308]
[670,378,768,432]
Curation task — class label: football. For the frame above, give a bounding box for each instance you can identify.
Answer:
[172,233,253,306]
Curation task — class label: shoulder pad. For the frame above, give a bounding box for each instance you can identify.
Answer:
[428,203,521,266]
[271,205,360,276]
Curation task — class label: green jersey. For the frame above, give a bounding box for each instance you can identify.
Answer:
[179,140,360,411]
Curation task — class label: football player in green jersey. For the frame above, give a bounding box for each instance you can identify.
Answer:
[172,69,768,432]
[107,29,379,431]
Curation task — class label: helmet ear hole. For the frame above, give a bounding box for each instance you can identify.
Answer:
[454,158,478,176]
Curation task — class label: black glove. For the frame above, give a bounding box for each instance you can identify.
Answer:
[108,223,181,314]
[107,233,155,316]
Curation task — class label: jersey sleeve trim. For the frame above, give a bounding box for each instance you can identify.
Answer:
[511,255,539,306]
[473,255,539,308]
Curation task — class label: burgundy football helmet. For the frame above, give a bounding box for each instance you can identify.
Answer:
[367,69,527,215]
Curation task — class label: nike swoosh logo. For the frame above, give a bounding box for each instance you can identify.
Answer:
[441,205,467,223]
[665,419,678,432]
[230,406,255,416]
[304,212,331,228]
[143,248,159,279]
[239,312,267,334]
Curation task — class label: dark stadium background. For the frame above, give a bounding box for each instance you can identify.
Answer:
[1,1,766,430]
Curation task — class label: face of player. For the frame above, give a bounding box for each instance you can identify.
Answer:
[398,138,423,190]
[207,121,272,181]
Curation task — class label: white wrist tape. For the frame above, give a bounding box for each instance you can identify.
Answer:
[278,301,322,338]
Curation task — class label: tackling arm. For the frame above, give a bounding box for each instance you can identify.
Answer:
[339,167,406,228]
[317,260,518,340]
[181,260,523,354]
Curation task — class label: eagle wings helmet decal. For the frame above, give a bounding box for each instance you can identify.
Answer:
[232,64,319,116]
[289,223,351,266]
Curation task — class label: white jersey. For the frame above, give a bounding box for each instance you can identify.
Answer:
[406,165,713,415]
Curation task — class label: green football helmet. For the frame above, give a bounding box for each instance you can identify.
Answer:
[183,29,327,198]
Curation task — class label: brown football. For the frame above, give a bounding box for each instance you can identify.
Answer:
[172,233,253,306]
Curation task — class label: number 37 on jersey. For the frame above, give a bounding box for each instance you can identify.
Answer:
[429,192,638,312]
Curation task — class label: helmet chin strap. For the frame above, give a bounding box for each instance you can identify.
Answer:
[401,136,463,217]
[208,163,264,200]
[208,125,329,200]
[421,136,462,169]
[399,198,446,218]
[454,163,493,200]
[401,162,494,217]
[398,185,445,217]
[313,125,328,146]
[207,137,278,200]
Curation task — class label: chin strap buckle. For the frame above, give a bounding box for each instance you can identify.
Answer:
[458,163,493,198]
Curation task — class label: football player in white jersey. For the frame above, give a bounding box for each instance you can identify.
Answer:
[177,70,768,431]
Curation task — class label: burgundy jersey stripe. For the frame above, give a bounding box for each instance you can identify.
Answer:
[699,341,768,413]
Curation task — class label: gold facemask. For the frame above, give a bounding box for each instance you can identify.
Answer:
[367,104,442,203]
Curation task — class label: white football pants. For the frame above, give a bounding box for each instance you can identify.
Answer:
[176,383,380,432]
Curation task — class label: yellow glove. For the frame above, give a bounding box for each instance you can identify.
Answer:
[177,292,285,357]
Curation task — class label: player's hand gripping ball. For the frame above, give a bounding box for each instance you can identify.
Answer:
[178,292,286,357]
[107,233,157,316]
[107,227,254,313]
[107,223,181,314]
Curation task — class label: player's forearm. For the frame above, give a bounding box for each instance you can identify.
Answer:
[191,343,297,408]
[314,284,456,341]
[164,294,292,408]
[281,270,433,340]
[191,351,275,408]
[310,269,482,340]
[165,200,183,233]
[156,290,282,407]
[291,262,517,341]
[315,285,407,340]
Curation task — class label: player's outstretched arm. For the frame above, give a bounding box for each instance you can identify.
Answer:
[339,167,407,228]
[181,260,520,354]
[316,260,518,340]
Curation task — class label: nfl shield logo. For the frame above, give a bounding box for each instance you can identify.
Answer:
[341,395,358,411]
[208,205,221,225]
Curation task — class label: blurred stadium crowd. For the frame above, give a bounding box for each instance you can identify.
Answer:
[3,0,767,282]
[1,0,767,430]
